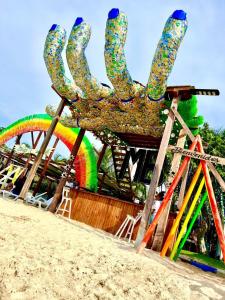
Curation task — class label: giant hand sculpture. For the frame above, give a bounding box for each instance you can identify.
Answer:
[44,8,203,137]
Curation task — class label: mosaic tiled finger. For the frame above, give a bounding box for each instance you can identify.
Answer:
[45,105,79,127]
[44,24,84,100]
[67,18,113,100]
[105,8,143,102]
[146,10,188,101]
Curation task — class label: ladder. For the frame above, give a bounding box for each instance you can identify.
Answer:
[115,210,143,243]
[55,187,73,219]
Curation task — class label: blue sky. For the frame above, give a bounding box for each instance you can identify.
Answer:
[0,0,225,135]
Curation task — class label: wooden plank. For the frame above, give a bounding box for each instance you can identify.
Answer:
[166,85,195,91]
[151,129,187,251]
[97,144,107,170]
[171,108,195,141]
[69,190,143,239]
[208,162,225,193]
[168,145,225,165]
[135,96,179,248]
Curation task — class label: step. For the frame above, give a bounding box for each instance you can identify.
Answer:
[114,152,125,155]
[114,157,125,162]
[118,181,130,187]
[115,165,122,170]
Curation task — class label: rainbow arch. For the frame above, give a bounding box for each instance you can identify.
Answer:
[0,114,97,191]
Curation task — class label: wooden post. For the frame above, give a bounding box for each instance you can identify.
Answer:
[33,137,59,196]
[24,131,43,170]
[177,161,190,209]
[96,144,107,192]
[18,97,66,201]
[98,172,107,193]
[48,128,86,213]
[97,144,108,170]
[135,96,179,248]
[4,134,22,168]
[31,132,35,148]
[46,179,53,197]
[151,129,186,251]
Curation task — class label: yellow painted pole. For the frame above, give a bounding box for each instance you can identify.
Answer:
[160,164,202,257]
[12,167,23,184]
[170,177,205,260]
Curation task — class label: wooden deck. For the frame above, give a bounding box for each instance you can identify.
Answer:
[61,189,143,240]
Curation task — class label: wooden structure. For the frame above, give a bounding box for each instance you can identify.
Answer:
[136,102,225,262]
[58,189,143,239]
[56,186,73,219]
[56,189,178,243]
[0,142,68,198]
[4,84,223,256]
[18,86,68,201]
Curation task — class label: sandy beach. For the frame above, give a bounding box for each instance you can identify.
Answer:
[0,197,224,300]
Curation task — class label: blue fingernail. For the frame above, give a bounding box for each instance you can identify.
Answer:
[74,17,83,26]
[108,8,119,19]
[171,10,187,20]
[49,24,58,31]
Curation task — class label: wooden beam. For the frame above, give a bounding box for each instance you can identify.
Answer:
[135,96,179,248]
[171,108,195,141]
[168,145,225,165]
[46,180,53,197]
[33,137,59,196]
[31,132,35,148]
[18,97,66,201]
[98,172,107,193]
[137,137,199,253]
[177,161,190,209]
[165,86,219,100]
[48,128,86,213]
[24,131,43,170]
[197,137,225,262]
[207,162,225,193]
[33,131,43,148]
[151,129,186,251]
[172,109,225,193]
[97,144,108,170]
[4,134,22,168]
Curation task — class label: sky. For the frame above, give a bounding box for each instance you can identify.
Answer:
[0,0,225,154]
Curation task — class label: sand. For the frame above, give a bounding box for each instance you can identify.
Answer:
[0,197,224,300]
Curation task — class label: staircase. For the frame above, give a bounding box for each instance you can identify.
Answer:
[92,129,127,148]
[93,129,133,200]
[111,145,133,201]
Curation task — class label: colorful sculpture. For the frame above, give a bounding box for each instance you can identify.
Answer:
[44,8,204,137]
[0,114,98,191]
